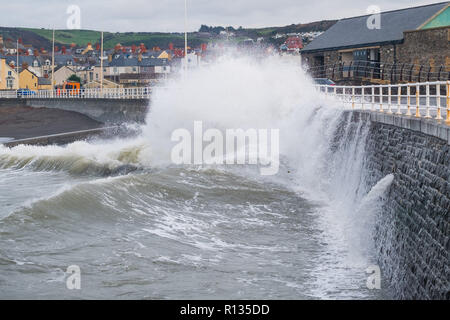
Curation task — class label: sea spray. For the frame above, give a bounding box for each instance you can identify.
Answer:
[0,55,394,299]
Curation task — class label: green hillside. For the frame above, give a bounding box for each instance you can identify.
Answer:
[17,28,206,49]
[0,19,336,52]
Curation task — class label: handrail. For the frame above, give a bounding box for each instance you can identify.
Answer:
[306,62,450,83]
[315,80,450,126]
[0,87,153,99]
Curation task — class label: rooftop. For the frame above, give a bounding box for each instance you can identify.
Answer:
[302,2,449,53]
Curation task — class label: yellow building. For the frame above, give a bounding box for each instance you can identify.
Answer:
[0,58,18,90]
[157,50,171,60]
[19,68,39,90]
[38,77,52,90]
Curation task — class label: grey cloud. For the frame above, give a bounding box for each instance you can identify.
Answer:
[0,0,441,32]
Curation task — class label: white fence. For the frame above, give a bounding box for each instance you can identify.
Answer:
[315,81,450,124]
[0,87,152,99]
[2,81,450,125]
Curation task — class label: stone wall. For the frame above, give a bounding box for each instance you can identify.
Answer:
[352,111,449,300]
[397,27,450,72]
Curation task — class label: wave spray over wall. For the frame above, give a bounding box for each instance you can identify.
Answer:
[0,55,394,299]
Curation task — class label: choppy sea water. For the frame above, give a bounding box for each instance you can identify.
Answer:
[0,165,391,299]
[0,56,395,299]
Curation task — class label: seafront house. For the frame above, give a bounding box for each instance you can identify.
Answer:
[0,57,18,90]
[104,56,170,86]
[19,68,39,90]
[53,65,76,87]
[19,68,53,90]
[301,2,450,83]
[3,55,44,77]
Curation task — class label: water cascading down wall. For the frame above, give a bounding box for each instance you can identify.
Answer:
[347,111,449,300]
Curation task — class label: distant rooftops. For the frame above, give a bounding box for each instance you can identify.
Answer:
[108,56,169,67]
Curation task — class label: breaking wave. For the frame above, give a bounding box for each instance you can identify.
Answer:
[0,55,394,299]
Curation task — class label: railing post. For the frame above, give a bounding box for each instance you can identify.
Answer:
[446,81,450,125]
[415,84,421,118]
[361,86,365,110]
[379,86,384,112]
[406,85,412,116]
[352,86,355,109]
[436,83,442,120]
[387,84,393,114]
[396,85,402,115]
[371,85,375,111]
[425,82,431,119]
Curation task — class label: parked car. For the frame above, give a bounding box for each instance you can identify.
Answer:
[16,89,36,98]
[314,78,336,86]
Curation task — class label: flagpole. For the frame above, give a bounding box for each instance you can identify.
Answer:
[16,39,19,89]
[100,31,104,92]
[184,0,188,77]
[51,29,55,95]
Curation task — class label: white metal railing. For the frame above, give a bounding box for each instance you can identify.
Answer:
[315,81,450,125]
[0,87,153,99]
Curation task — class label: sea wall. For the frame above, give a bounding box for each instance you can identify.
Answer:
[3,126,125,147]
[350,111,449,300]
[18,98,149,123]
[2,125,142,148]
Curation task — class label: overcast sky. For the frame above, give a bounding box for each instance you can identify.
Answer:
[0,0,444,32]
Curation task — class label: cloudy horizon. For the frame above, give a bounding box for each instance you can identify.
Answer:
[0,0,445,32]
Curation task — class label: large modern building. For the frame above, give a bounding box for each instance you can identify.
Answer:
[302,2,450,83]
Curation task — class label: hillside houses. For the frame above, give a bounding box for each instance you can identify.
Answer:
[0,34,203,90]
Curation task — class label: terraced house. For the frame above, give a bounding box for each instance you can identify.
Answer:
[301,2,450,83]
[0,57,18,89]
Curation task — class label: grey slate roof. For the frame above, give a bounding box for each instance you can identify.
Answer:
[38,77,51,85]
[54,54,75,66]
[108,56,169,67]
[1,55,43,67]
[302,2,449,53]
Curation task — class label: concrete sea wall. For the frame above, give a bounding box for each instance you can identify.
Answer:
[351,111,449,300]
[25,98,149,123]
[0,98,149,124]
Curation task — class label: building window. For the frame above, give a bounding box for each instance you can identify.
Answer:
[8,71,11,76]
